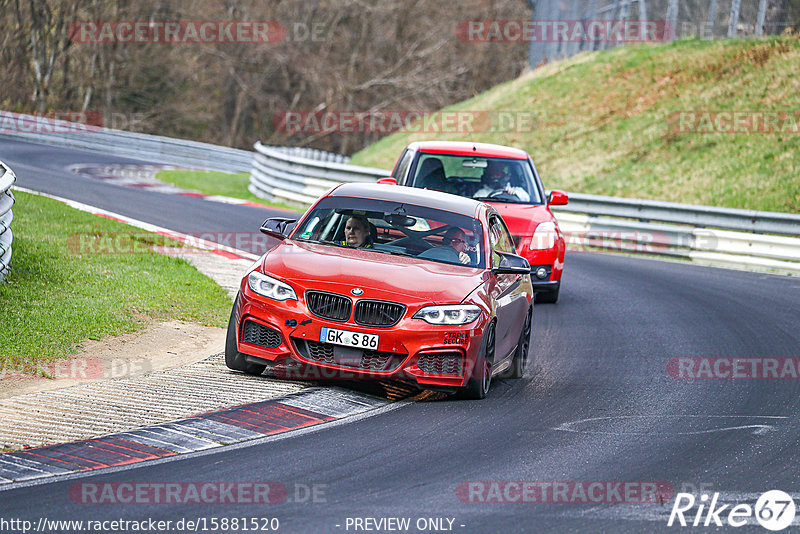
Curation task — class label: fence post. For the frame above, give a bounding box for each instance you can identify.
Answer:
[567,0,583,58]
[601,0,622,50]
[755,0,767,36]
[545,0,562,60]
[728,0,741,37]
[666,0,680,42]
[527,0,543,68]
[706,0,718,37]
[584,0,600,51]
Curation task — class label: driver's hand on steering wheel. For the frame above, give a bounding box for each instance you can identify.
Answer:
[458,251,470,264]
[504,184,517,196]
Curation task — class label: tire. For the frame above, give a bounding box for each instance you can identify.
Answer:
[503,305,532,379]
[225,303,267,376]
[536,283,560,304]
[461,322,495,400]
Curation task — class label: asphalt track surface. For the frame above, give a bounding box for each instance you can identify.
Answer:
[2,137,800,532]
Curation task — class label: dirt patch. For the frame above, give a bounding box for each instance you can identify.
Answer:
[0,321,225,400]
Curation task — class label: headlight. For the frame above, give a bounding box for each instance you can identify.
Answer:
[413,305,481,325]
[529,221,556,250]
[248,271,297,301]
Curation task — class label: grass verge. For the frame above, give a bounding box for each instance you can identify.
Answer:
[349,36,800,213]
[0,191,232,374]
[156,169,302,213]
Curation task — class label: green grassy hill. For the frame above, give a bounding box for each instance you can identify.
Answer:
[350,36,800,213]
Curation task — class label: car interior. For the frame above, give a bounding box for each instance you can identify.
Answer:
[294,208,482,267]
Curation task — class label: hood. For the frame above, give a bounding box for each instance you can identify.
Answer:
[259,240,485,304]
[489,203,553,237]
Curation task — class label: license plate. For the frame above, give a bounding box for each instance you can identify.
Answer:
[320,327,379,350]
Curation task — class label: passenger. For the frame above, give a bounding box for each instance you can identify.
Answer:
[341,216,373,248]
[443,227,470,265]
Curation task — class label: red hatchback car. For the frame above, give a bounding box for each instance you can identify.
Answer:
[383,141,568,303]
[226,182,534,399]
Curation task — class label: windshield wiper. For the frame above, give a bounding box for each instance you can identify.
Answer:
[473,196,524,204]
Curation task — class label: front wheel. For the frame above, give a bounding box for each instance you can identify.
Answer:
[225,304,267,376]
[461,323,495,400]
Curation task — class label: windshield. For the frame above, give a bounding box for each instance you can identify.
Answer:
[409,154,543,204]
[292,196,485,268]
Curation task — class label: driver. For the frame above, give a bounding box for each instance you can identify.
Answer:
[341,216,373,248]
[443,227,471,265]
[472,160,530,202]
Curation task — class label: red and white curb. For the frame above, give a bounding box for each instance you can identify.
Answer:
[0,388,392,485]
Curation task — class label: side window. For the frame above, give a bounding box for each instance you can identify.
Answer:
[528,157,546,204]
[391,149,414,183]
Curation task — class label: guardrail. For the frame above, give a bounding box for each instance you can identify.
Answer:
[550,205,800,274]
[0,110,254,173]
[0,160,16,282]
[247,145,800,274]
[555,193,800,237]
[249,141,388,205]
[0,111,355,176]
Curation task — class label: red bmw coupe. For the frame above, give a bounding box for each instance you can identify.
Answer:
[226,182,534,399]
[382,141,568,303]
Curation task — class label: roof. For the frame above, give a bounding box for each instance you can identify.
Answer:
[328,182,484,218]
[406,140,529,160]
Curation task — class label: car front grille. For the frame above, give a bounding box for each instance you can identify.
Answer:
[293,339,404,372]
[417,351,464,375]
[306,291,352,322]
[240,320,282,349]
[354,300,405,327]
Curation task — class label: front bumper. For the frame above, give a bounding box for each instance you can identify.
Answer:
[233,289,486,389]
[530,279,560,292]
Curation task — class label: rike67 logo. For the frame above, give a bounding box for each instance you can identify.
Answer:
[668,490,796,531]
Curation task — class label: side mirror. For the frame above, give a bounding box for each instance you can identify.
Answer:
[260,217,297,239]
[492,251,531,275]
[377,177,397,185]
[548,189,569,206]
